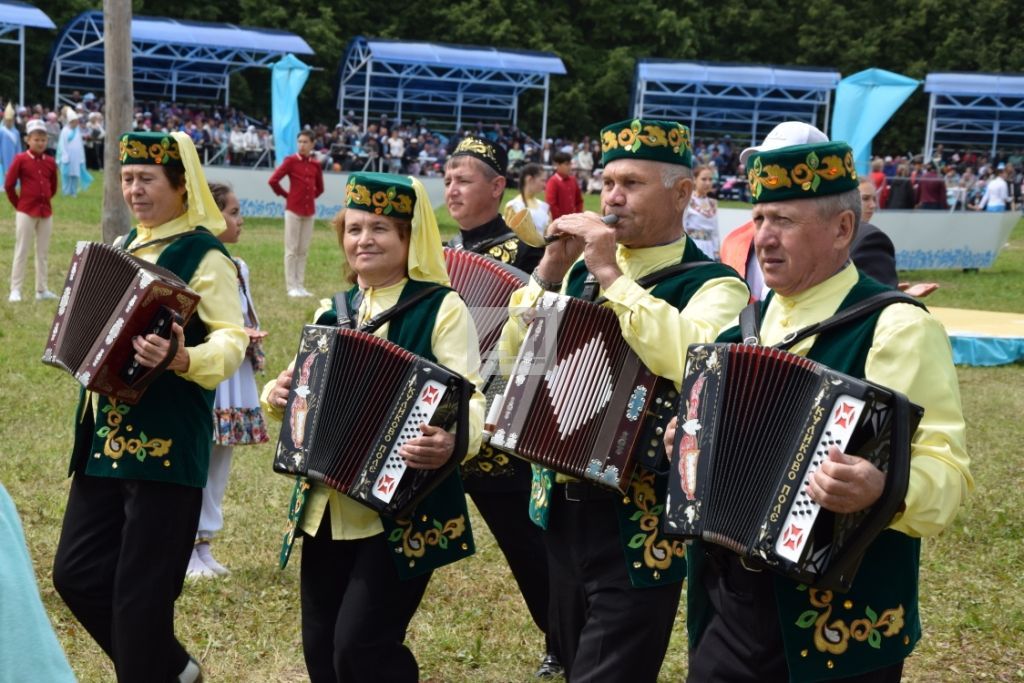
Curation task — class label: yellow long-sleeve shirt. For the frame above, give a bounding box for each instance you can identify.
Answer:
[262,279,486,540]
[125,215,248,389]
[502,238,751,385]
[759,264,972,537]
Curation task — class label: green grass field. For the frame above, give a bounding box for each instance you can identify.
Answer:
[1,176,1021,682]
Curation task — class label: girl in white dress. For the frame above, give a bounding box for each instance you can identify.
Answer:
[504,162,551,237]
[187,182,269,578]
[683,164,720,260]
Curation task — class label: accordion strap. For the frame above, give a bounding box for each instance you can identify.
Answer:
[775,290,925,351]
[591,260,714,306]
[333,285,446,335]
[739,301,763,345]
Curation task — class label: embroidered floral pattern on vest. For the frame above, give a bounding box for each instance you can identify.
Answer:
[794,586,906,654]
[624,469,686,576]
[387,513,469,569]
[97,399,173,463]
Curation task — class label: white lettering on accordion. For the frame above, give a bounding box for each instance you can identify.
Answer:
[545,333,614,439]
[370,379,449,505]
[774,394,866,563]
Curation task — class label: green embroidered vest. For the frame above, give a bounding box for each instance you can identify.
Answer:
[530,238,742,588]
[69,227,231,488]
[280,279,476,580]
[687,272,923,680]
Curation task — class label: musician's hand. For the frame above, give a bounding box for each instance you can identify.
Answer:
[663,416,678,455]
[550,211,622,289]
[268,367,294,409]
[401,424,455,470]
[245,327,268,343]
[807,446,885,514]
[132,322,190,373]
[898,282,939,298]
[536,220,585,284]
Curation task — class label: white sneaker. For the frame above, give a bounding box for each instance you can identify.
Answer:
[185,548,216,580]
[36,290,58,301]
[7,291,21,303]
[195,542,230,576]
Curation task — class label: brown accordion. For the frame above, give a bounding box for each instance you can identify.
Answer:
[488,293,678,493]
[272,325,473,519]
[663,343,920,591]
[42,241,200,404]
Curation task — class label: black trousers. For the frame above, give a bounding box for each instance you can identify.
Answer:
[300,514,431,683]
[545,485,682,682]
[467,488,553,652]
[687,548,905,683]
[52,471,201,683]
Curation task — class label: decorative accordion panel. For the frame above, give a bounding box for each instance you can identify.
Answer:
[273,325,471,519]
[41,241,199,404]
[490,293,675,493]
[663,343,920,591]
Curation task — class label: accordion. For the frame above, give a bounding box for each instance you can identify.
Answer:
[663,343,920,591]
[489,293,678,493]
[272,325,473,519]
[42,241,200,404]
[443,247,527,425]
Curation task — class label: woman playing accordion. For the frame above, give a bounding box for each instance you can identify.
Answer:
[262,172,485,683]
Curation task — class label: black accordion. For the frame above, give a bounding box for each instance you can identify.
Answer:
[42,241,200,404]
[273,325,473,519]
[489,293,678,493]
[663,343,921,591]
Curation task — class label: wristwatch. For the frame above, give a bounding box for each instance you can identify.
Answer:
[531,268,562,292]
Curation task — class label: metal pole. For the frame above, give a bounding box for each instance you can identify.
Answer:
[397,85,403,126]
[224,75,230,107]
[823,90,832,137]
[540,74,549,145]
[456,90,464,135]
[363,60,371,131]
[924,93,936,158]
[54,59,60,111]
[18,27,25,105]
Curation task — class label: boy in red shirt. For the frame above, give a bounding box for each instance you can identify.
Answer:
[5,119,58,303]
[544,151,583,220]
[268,129,324,297]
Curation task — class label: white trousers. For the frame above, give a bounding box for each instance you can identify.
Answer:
[11,211,53,294]
[283,210,315,291]
[197,444,233,539]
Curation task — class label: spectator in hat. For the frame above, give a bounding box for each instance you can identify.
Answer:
[57,110,91,197]
[5,119,58,302]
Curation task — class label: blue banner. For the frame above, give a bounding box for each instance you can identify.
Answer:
[271,54,311,166]
[831,69,919,175]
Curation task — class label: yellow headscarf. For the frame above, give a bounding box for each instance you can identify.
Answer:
[339,175,450,287]
[169,131,226,236]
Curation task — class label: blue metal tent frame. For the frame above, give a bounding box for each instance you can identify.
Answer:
[0,0,56,105]
[47,11,314,109]
[631,60,840,144]
[924,73,1024,155]
[336,36,567,141]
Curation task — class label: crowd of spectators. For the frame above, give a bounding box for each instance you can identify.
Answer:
[4,93,1024,213]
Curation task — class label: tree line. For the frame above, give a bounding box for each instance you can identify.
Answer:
[4,0,1021,152]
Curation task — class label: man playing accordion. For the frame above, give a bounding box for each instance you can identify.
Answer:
[499,118,749,681]
[673,134,972,682]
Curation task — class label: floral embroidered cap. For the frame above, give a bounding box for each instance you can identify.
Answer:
[600,118,693,167]
[745,141,859,203]
[118,132,184,168]
[450,136,508,176]
[345,171,416,221]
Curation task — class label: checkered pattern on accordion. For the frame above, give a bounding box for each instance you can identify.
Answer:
[273,325,472,519]
[663,343,919,591]
[41,241,200,404]
[489,293,676,493]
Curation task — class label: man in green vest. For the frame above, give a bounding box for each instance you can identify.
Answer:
[500,118,750,681]
[681,139,973,681]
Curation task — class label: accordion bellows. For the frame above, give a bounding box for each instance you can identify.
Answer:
[42,241,199,404]
[490,293,678,493]
[273,325,472,519]
[663,343,920,591]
